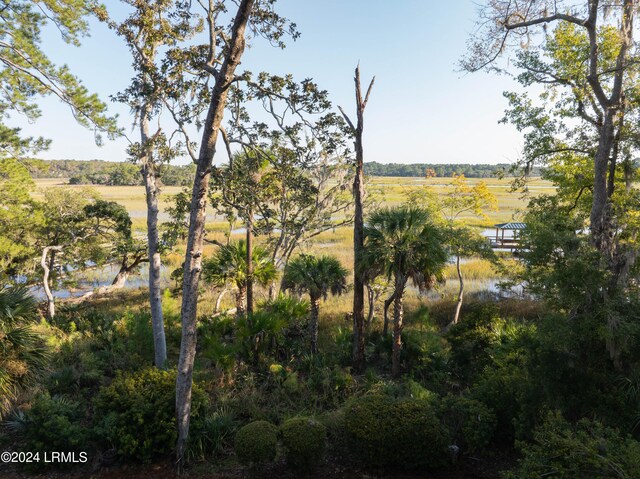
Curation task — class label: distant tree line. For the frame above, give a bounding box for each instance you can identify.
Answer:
[23,159,196,186]
[22,159,539,185]
[363,162,539,178]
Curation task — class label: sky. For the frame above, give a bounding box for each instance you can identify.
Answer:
[13,0,527,165]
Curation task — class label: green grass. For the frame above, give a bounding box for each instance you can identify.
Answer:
[33,175,550,325]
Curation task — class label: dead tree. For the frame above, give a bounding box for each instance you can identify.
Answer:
[339,65,375,372]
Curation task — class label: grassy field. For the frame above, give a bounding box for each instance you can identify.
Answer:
[34,176,552,316]
[34,176,554,229]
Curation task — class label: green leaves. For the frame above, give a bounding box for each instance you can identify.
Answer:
[362,206,448,292]
[0,1,119,155]
[202,240,277,290]
[282,254,348,301]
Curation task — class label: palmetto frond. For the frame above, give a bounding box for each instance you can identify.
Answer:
[202,240,278,289]
[282,254,348,301]
[361,206,448,291]
[0,287,50,419]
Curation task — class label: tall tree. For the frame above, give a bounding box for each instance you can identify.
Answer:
[0,158,43,284]
[1,0,118,156]
[362,206,447,378]
[463,0,637,278]
[165,1,298,465]
[282,254,348,353]
[221,74,352,287]
[339,65,375,372]
[96,0,194,369]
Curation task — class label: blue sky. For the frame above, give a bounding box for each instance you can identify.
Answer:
[15,0,526,165]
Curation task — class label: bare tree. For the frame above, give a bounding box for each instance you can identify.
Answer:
[339,65,375,372]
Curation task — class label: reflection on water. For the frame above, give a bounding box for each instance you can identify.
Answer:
[30,263,171,300]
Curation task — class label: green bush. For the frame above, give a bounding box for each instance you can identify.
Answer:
[19,393,90,456]
[343,394,448,470]
[437,395,496,452]
[235,420,278,467]
[280,417,326,470]
[93,368,208,462]
[505,411,640,478]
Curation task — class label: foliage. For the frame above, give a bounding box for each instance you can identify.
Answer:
[362,206,447,293]
[0,0,118,157]
[15,393,90,462]
[234,420,279,467]
[0,159,43,280]
[280,417,327,471]
[93,368,208,462]
[505,411,640,479]
[203,240,277,291]
[343,394,449,470]
[437,395,497,452]
[0,287,49,417]
[282,254,348,302]
[186,407,238,462]
[364,162,520,178]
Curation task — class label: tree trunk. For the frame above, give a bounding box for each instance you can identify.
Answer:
[215,288,229,313]
[309,296,321,354]
[235,285,247,317]
[41,246,63,321]
[139,104,168,370]
[391,275,406,379]
[452,255,464,326]
[111,267,130,290]
[383,290,395,336]
[246,213,254,316]
[366,283,375,326]
[175,0,255,467]
[590,111,616,255]
[341,66,375,373]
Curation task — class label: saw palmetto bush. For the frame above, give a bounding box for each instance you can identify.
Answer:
[0,286,50,417]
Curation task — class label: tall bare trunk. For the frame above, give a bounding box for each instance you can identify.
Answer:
[391,275,405,379]
[309,296,321,354]
[175,0,255,466]
[41,246,62,321]
[590,111,616,254]
[246,213,253,315]
[366,283,375,325]
[452,255,464,326]
[340,66,374,373]
[383,290,395,336]
[140,109,167,369]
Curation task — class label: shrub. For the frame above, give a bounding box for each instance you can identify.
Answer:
[235,420,278,467]
[93,368,208,462]
[437,395,496,452]
[280,417,326,471]
[186,407,238,462]
[343,394,448,470]
[505,411,640,478]
[12,393,90,468]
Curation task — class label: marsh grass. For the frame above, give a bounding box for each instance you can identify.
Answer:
[33,176,542,340]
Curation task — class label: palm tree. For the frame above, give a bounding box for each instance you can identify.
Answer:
[282,254,348,353]
[202,240,277,316]
[0,286,49,418]
[362,206,447,378]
